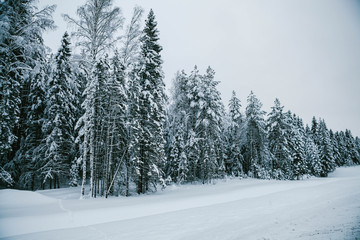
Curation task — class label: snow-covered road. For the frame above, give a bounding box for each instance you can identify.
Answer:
[1,166,359,240]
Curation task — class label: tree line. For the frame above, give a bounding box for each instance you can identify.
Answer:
[1,0,359,197]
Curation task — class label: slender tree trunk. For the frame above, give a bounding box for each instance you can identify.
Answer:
[126,157,130,196]
[104,118,111,198]
[106,120,115,198]
[89,116,95,198]
[81,124,88,199]
[98,176,100,196]
[94,162,97,198]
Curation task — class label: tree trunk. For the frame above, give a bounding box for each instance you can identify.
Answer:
[81,124,88,199]
[89,120,95,198]
[31,174,34,191]
[126,157,130,197]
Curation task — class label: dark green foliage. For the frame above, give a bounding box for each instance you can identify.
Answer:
[41,32,77,188]
[225,91,244,176]
[244,91,270,178]
[317,120,335,177]
[131,10,166,194]
[267,99,291,178]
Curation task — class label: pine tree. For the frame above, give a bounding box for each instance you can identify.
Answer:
[165,71,189,183]
[335,131,347,166]
[102,54,128,197]
[304,127,322,176]
[127,65,142,193]
[166,67,225,183]
[318,119,335,177]
[186,66,202,181]
[0,0,55,188]
[310,117,319,143]
[0,1,21,167]
[355,137,360,164]
[288,115,307,180]
[20,56,49,189]
[244,91,270,178]
[226,91,243,176]
[132,9,166,194]
[267,99,291,179]
[329,129,341,167]
[197,67,224,183]
[41,32,77,188]
[344,129,360,165]
[0,166,14,186]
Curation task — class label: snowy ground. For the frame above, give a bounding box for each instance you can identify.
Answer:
[0,167,359,240]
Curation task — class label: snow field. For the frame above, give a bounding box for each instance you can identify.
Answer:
[0,166,359,240]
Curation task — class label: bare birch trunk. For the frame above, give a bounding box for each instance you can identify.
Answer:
[81,123,88,199]
[106,120,115,198]
[89,104,95,197]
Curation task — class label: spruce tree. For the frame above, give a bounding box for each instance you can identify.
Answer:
[165,71,189,183]
[133,9,166,193]
[318,120,335,177]
[0,1,21,167]
[329,129,341,167]
[0,0,55,188]
[186,66,202,181]
[41,32,76,188]
[304,127,322,176]
[197,67,224,183]
[244,91,270,178]
[288,115,307,180]
[345,129,360,165]
[335,131,347,166]
[21,57,49,189]
[267,99,291,179]
[226,91,243,176]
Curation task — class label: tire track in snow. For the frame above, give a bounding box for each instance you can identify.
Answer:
[58,199,73,219]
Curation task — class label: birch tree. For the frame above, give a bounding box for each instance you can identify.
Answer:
[64,0,123,198]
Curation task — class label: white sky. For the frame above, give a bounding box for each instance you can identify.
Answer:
[38,0,360,137]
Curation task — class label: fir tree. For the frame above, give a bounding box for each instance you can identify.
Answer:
[267,99,291,178]
[165,71,189,183]
[133,9,166,194]
[226,91,243,176]
[335,131,347,166]
[329,129,341,167]
[345,129,360,165]
[197,67,224,183]
[318,120,335,177]
[20,56,49,189]
[288,115,307,180]
[0,0,55,188]
[304,127,322,176]
[41,32,77,188]
[244,91,270,178]
[0,1,21,167]
[186,66,202,181]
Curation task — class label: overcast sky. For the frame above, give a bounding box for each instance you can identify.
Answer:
[39,0,360,137]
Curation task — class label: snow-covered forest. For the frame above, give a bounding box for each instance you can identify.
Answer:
[1,0,360,198]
